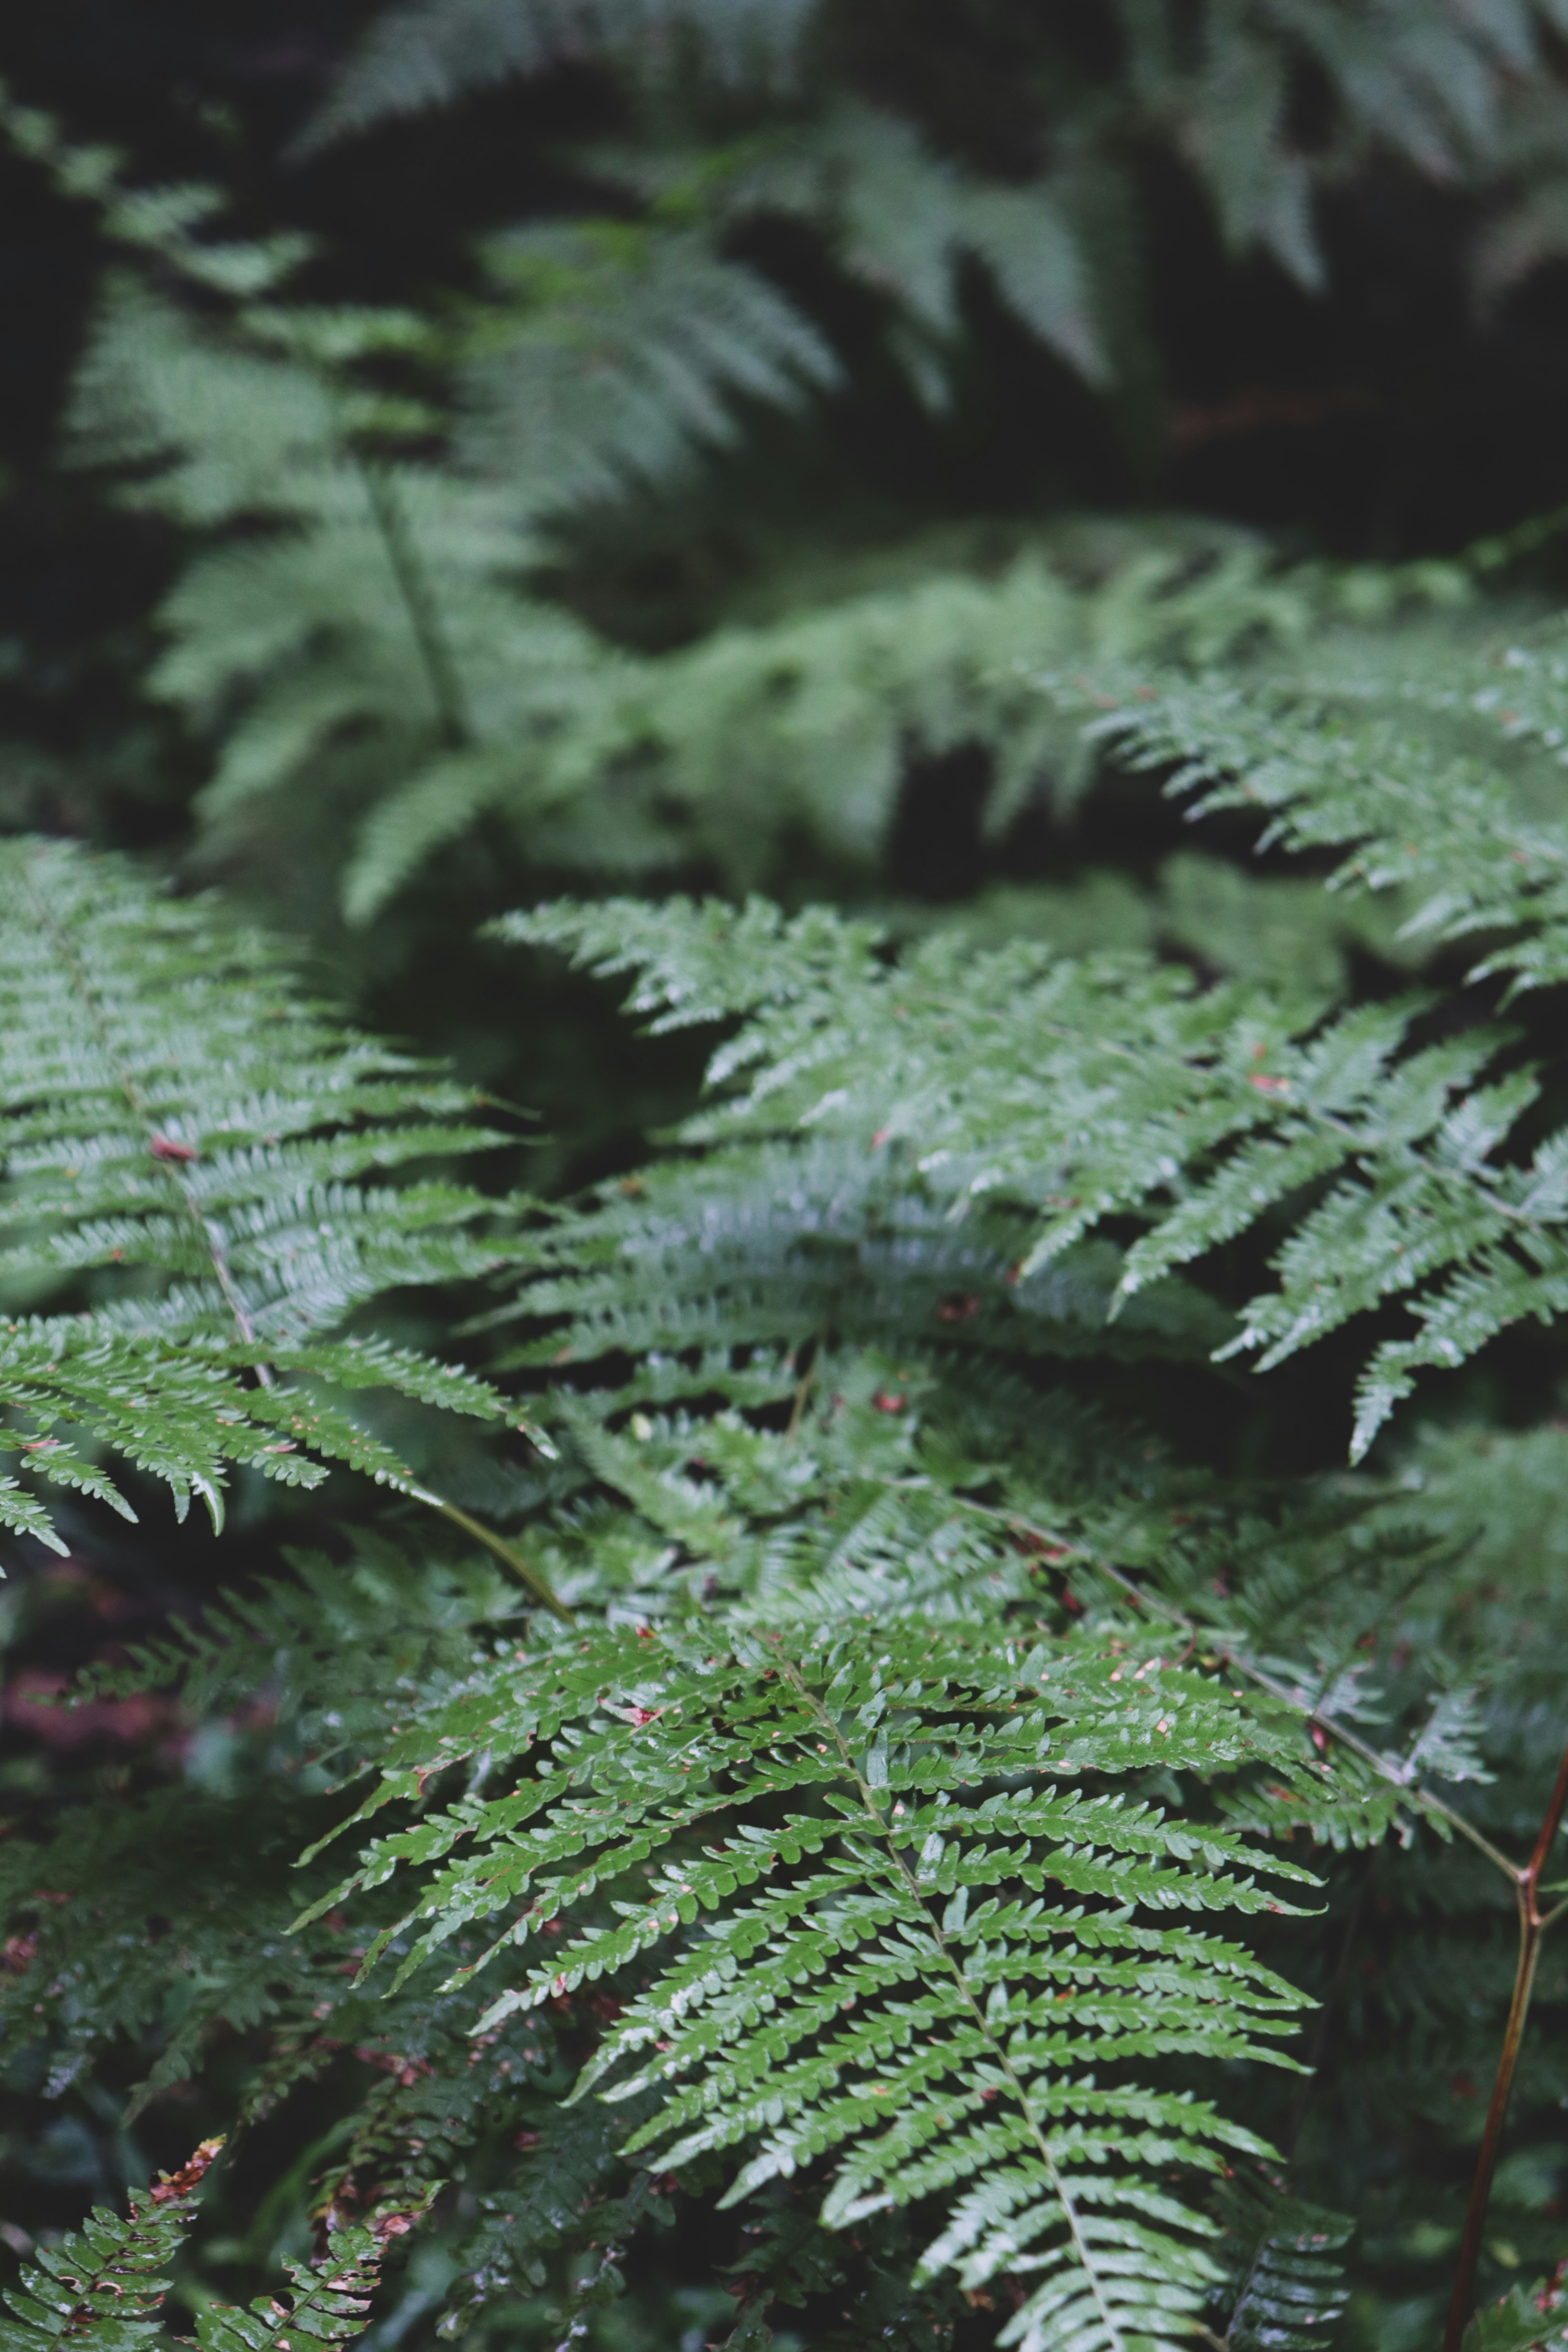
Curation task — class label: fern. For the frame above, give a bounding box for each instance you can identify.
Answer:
[341,533,1470,921]
[0,836,519,1548]
[456,221,836,511]
[504,854,1568,1458]
[1045,662,1568,996]
[0,2140,223,2352]
[306,1613,1330,2352]
[1207,2173,1352,2349]
[301,0,1568,320]
[0,2134,426,2352]
[296,0,815,152]
[190,2206,432,2352]
[28,68,1522,936]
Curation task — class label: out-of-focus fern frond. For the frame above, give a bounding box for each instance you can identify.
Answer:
[349,532,1471,918]
[298,0,816,152]
[458,222,838,510]
[299,0,1568,317]
[1206,2172,1353,2349]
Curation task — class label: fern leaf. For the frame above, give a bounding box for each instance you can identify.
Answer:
[298,0,814,151]
[315,1616,1325,2349]
[0,837,509,1541]
[0,2138,221,2352]
[458,223,838,514]
[1207,2171,1352,2350]
[193,2200,433,2352]
[508,887,1568,1454]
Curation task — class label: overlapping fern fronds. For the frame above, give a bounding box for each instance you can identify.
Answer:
[0,838,511,1545]
[303,0,1568,314]
[293,531,1464,923]
[0,2131,424,2352]
[71,259,1459,918]
[506,829,1568,1455]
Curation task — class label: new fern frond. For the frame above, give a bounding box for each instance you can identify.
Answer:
[0,838,510,1546]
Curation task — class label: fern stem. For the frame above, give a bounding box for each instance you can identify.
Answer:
[406,1483,572,1621]
[24,850,274,1384]
[1442,1731,1568,2352]
[785,1343,818,1438]
[774,1650,1129,2352]
[359,462,473,751]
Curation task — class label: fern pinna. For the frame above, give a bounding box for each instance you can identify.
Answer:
[0,838,519,1551]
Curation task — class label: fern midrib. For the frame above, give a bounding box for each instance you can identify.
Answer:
[22,850,274,1382]
[358,460,473,752]
[773,1649,1129,2352]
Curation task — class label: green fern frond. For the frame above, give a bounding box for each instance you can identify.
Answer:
[1206,2171,1353,2349]
[0,2139,222,2352]
[1047,663,1568,992]
[507,884,1568,1454]
[309,1615,1328,2350]
[724,105,1107,394]
[0,837,510,1544]
[298,0,815,152]
[0,83,310,302]
[192,2205,433,2352]
[459,223,838,512]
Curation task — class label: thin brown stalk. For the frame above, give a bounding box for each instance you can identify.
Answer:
[1442,1734,1568,2352]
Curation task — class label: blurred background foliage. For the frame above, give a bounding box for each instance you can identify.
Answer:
[8,4,1568,2346]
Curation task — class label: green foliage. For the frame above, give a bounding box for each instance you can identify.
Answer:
[190,2204,430,2352]
[0,837,511,1546]
[303,0,1568,324]
[67,251,1474,926]
[15,6,1568,2352]
[15,667,1568,2345]
[314,1615,1323,2352]
[1464,2281,1568,2352]
[0,2140,221,2352]
[504,701,1568,1459]
[1208,2173,1352,2349]
[0,2136,425,2352]
[9,30,1530,948]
